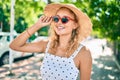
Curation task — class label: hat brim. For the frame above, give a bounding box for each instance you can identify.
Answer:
[44,3,92,41]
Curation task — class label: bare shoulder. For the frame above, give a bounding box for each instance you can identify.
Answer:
[81,46,91,57]
[78,46,92,62]
[78,46,92,79]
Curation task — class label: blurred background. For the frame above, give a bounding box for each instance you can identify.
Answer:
[0,0,120,80]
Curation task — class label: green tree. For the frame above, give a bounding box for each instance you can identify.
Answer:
[52,0,120,42]
[0,0,47,40]
[0,0,11,32]
[89,0,120,42]
[0,0,46,33]
[1,0,119,42]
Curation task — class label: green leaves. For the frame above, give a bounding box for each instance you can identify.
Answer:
[88,0,120,41]
[0,0,119,41]
[0,0,46,33]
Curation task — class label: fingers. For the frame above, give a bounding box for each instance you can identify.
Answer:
[37,15,53,27]
[40,15,52,23]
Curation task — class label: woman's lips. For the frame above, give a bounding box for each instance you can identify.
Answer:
[57,26,65,30]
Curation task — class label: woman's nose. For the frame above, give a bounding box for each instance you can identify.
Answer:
[57,19,63,24]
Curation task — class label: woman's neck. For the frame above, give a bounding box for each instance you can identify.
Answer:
[59,34,71,48]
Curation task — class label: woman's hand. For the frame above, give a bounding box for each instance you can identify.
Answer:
[35,15,53,28]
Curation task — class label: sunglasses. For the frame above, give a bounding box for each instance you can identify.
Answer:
[52,15,74,24]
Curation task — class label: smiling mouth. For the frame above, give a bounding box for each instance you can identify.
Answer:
[57,26,65,30]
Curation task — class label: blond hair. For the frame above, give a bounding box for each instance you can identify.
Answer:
[48,7,83,57]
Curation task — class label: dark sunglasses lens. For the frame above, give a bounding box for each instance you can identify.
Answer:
[53,17,59,22]
[62,18,68,23]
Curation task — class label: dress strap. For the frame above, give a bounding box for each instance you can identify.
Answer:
[45,41,50,53]
[70,44,84,59]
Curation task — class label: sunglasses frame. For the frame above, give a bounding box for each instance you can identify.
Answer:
[53,15,74,24]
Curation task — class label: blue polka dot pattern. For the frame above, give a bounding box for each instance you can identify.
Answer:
[40,53,79,80]
[40,42,83,80]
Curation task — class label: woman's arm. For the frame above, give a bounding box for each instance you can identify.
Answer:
[9,16,52,53]
[79,47,92,80]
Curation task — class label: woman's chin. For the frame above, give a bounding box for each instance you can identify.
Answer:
[56,32,64,36]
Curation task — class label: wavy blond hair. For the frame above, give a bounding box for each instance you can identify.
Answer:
[48,7,83,57]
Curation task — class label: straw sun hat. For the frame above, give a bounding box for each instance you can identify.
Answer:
[44,3,92,41]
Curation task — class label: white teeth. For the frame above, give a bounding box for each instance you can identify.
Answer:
[57,26,65,29]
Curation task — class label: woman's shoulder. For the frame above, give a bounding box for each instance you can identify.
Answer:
[81,46,91,54]
[78,45,92,60]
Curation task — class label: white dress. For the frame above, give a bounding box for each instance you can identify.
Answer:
[40,42,83,80]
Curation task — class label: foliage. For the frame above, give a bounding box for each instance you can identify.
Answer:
[52,0,120,42]
[0,0,47,40]
[89,0,120,41]
[0,0,120,42]
[0,0,11,32]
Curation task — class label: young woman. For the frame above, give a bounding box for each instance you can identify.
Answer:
[10,3,92,80]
